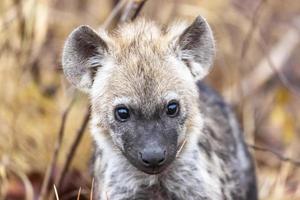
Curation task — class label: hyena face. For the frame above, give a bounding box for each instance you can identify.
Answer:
[62,16,215,174]
[89,50,197,174]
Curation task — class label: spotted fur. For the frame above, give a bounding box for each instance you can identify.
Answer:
[62,16,257,200]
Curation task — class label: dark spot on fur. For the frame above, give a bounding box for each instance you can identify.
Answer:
[219,177,225,185]
[221,187,227,200]
[198,139,212,159]
[230,191,240,199]
[205,126,220,141]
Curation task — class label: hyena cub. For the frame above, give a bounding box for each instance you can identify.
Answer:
[62,16,257,200]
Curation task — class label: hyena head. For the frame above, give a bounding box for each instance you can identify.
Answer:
[62,16,215,174]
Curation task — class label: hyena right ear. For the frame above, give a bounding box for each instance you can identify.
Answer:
[62,25,108,92]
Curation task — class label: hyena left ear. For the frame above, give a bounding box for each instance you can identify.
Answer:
[62,25,109,93]
[177,16,215,80]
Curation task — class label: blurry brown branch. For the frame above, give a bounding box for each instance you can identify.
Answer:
[98,0,147,30]
[248,143,300,166]
[120,0,148,23]
[240,0,268,59]
[13,168,34,200]
[38,98,75,200]
[90,178,94,200]
[226,17,300,103]
[258,28,300,98]
[1,160,34,200]
[100,0,128,30]
[230,0,300,102]
[76,187,81,200]
[225,0,269,104]
[53,185,59,200]
[0,5,18,32]
[56,107,90,189]
[241,25,300,98]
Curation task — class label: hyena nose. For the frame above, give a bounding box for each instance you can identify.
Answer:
[139,149,167,167]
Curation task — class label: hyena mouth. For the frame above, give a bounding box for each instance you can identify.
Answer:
[139,163,169,175]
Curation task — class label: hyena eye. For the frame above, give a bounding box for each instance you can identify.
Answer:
[115,106,130,122]
[166,101,179,117]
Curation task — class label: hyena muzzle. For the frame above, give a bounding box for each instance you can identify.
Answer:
[62,15,257,200]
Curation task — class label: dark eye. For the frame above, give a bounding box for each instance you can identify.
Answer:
[115,106,130,122]
[166,101,179,117]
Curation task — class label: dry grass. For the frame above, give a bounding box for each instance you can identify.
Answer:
[0,0,300,199]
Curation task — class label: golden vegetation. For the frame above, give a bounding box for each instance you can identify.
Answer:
[0,0,300,199]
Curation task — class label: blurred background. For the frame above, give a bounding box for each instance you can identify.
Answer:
[0,0,299,199]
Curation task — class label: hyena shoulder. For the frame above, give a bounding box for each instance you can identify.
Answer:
[196,81,257,199]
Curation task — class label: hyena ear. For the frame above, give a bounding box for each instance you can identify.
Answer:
[62,25,108,92]
[176,16,215,80]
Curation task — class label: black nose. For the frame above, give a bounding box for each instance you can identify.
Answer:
[139,149,166,167]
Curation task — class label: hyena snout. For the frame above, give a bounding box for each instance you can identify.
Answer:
[135,140,172,174]
[138,146,167,167]
[124,126,178,174]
